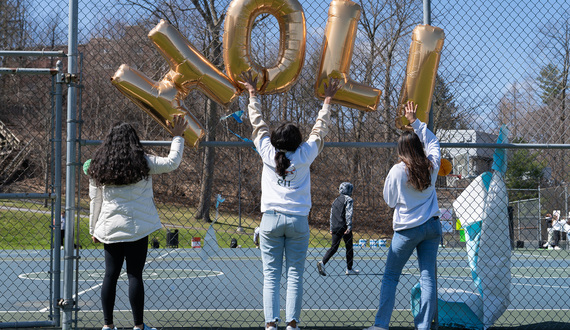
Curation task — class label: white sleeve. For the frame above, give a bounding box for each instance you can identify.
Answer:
[89,179,102,236]
[247,96,269,147]
[147,136,185,174]
[307,103,331,154]
[383,167,399,208]
[411,120,441,172]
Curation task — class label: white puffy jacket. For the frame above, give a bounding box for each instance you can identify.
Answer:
[89,136,184,244]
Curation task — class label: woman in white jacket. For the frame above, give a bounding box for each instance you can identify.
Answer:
[88,115,187,330]
[240,71,340,330]
[365,101,442,330]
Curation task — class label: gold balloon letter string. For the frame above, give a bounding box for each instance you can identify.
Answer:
[315,0,382,112]
[112,19,241,147]
[223,0,306,94]
[112,0,385,144]
[396,25,445,130]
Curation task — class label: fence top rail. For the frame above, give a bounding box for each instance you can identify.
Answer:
[82,140,570,149]
[0,50,66,57]
[0,68,59,75]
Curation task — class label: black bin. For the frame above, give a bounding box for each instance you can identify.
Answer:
[166,229,179,248]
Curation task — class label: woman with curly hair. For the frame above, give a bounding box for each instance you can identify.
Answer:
[365,101,442,330]
[87,115,187,330]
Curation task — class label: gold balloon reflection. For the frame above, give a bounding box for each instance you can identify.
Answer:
[223,0,306,94]
[315,0,382,112]
[111,64,205,147]
[396,25,445,130]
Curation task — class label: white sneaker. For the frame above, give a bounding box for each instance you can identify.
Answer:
[363,326,387,330]
[346,268,360,275]
[253,227,260,247]
[286,326,300,330]
[133,324,156,330]
[317,260,326,276]
[553,246,561,250]
[102,327,117,330]
[548,245,554,250]
[266,326,277,330]
[543,242,549,248]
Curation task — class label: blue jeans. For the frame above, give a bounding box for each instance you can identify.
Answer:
[374,216,442,330]
[259,211,310,325]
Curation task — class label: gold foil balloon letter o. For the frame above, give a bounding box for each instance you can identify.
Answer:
[315,0,381,112]
[396,25,445,130]
[223,0,306,94]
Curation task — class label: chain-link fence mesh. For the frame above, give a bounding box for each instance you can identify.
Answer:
[2,0,570,328]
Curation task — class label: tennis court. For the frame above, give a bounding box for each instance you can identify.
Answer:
[3,245,570,328]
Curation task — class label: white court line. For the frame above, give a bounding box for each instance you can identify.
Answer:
[38,248,178,313]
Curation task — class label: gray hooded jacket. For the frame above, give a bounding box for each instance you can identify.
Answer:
[329,182,354,233]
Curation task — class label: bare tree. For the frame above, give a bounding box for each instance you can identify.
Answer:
[537,14,570,144]
[358,0,421,142]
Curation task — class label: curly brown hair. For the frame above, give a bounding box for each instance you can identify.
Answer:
[88,122,150,186]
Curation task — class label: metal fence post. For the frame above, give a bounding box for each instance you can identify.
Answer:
[62,0,79,329]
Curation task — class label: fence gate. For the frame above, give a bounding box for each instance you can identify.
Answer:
[0,52,65,327]
[510,198,540,248]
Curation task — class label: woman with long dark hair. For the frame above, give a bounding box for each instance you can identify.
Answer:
[365,101,442,330]
[88,115,187,330]
[240,70,340,330]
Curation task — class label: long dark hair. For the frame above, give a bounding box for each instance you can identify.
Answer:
[88,122,150,186]
[270,122,302,177]
[397,131,433,191]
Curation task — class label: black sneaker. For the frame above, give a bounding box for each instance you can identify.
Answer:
[317,260,326,276]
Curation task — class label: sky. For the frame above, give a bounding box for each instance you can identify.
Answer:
[431,0,569,131]
[25,0,570,133]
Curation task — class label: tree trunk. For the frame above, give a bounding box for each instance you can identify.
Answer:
[196,98,218,222]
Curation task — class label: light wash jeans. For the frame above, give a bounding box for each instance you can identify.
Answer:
[259,210,310,325]
[374,216,442,330]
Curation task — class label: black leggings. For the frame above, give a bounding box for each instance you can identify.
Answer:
[322,229,354,270]
[102,236,148,326]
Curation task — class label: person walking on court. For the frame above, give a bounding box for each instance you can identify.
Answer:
[364,100,442,330]
[317,182,359,276]
[240,70,340,330]
[87,115,187,330]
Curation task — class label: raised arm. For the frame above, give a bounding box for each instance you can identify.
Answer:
[308,78,341,152]
[405,100,441,168]
[148,114,188,174]
[239,70,269,146]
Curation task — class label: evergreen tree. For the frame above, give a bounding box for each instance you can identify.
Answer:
[505,138,547,200]
[432,74,465,131]
[537,63,563,106]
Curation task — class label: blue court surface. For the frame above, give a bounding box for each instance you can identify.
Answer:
[2,246,570,328]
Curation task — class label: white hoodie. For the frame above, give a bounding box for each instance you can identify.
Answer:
[383,120,441,231]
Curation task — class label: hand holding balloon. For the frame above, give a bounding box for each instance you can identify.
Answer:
[238,70,259,97]
[404,100,418,124]
[323,78,342,104]
[168,114,189,137]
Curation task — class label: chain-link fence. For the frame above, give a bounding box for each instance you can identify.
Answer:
[2,0,570,329]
